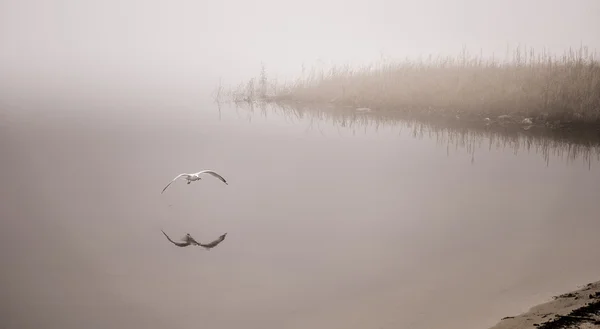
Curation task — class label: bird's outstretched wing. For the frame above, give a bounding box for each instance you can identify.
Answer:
[198,233,227,249]
[196,170,228,185]
[161,173,188,194]
[161,230,190,247]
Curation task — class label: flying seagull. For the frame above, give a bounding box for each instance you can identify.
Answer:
[161,230,201,247]
[161,170,228,194]
[198,233,227,250]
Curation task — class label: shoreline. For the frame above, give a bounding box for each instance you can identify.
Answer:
[489,281,600,329]
[225,99,600,145]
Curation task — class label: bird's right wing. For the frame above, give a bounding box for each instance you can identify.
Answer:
[197,170,228,185]
[161,230,188,247]
[161,173,187,194]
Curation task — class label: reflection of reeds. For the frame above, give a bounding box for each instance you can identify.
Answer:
[218,46,600,126]
[226,101,600,168]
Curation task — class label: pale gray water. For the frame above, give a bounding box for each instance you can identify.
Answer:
[1,96,600,329]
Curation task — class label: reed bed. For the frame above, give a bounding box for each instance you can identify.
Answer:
[217,46,600,126]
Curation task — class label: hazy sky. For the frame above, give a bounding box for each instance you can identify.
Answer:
[1,0,599,97]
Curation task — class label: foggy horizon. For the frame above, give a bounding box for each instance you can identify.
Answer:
[1,0,600,100]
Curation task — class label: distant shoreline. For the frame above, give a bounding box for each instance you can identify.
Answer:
[488,280,600,329]
[216,46,600,136]
[218,99,600,151]
[249,98,600,134]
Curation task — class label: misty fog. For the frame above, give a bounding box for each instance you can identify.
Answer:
[1,0,599,101]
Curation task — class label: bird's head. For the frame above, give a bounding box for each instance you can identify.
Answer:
[220,233,227,240]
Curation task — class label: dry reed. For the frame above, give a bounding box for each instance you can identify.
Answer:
[218,46,600,125]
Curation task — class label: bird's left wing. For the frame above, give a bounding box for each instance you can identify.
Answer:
[161,173,187,194]
[161,230,188,247]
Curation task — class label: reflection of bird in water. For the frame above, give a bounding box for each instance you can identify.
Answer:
[161,170,228,194]
[161,230,200,247]
[198,233,227,250]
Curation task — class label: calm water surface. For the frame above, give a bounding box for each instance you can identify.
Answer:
[1,95,600,329]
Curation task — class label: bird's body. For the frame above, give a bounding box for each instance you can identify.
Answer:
[161,170,228,194]
[161,230,200,247]
[198,233,227,250]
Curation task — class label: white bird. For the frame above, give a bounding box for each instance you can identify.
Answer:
[161,170,228,194]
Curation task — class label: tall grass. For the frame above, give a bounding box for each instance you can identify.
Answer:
[218,46,600,125]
